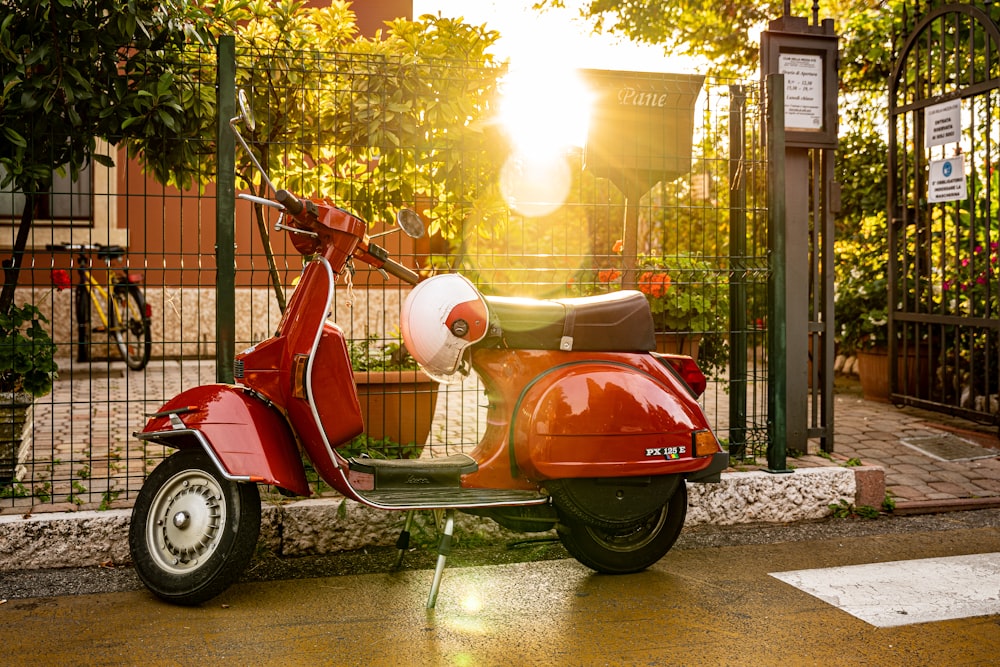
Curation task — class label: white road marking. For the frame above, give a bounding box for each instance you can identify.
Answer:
[770,552,1000,627]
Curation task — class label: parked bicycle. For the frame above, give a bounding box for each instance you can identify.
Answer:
[47,243,152,371]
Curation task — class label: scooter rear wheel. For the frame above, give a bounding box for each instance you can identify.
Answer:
[556,481,687,574]
[129,448,261,605]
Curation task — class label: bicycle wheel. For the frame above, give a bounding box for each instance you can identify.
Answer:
[110,283,152,370]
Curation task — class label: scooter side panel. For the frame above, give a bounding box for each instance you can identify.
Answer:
[233,258,361,496]
[309,323,365,447]
[512,359,721,480]
[141,385,311,497]
[280,324,364,490]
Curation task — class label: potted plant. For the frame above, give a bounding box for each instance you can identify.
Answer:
[834,214,917,402]
[834,226,889,357]
[347,334,439,458]
[0,303,58,483]
[597,250,729,378]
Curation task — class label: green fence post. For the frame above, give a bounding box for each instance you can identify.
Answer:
[216,35,236,384]
[728,84,748,460]
[766,73,788,472]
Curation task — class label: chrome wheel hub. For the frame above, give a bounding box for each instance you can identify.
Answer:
[146,470,226,574]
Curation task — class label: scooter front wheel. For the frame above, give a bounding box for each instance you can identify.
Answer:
[129,448,261,605]
[556,482,687,574]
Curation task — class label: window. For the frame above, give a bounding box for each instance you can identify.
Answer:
[0,163,93,223]
[0,140,121,250]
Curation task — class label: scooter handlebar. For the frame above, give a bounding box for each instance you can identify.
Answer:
[275,189,303,215]
[365,240,420,285]
[269,191,420,284]
[380,256,420,285]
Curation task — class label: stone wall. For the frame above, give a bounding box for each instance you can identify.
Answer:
[22,285,408,360]
[0,467,879,571]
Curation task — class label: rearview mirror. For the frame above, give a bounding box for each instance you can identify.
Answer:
[237,88,256,132]
[396,208,425,239]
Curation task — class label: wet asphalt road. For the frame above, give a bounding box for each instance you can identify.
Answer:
[2,509,999,666]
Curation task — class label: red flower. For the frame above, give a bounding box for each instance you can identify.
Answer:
[598,269,621,283]
[638,271,671,298]
[612,239,623,254]
[50,269,71,291]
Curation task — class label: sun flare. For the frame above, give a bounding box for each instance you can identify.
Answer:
[496,64,592,216]
[497,64,593,154]
[499,151,572,218]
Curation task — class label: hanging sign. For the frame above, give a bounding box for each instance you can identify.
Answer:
[924,99,961,147]
[760,21,839,149]
[928,157,967,203]
[580,69,705,194]
[779,53,824,131]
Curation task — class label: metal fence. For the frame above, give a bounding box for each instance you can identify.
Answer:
[888,2,1000,424]
[0,43,770,512]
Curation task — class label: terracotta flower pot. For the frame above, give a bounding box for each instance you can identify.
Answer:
[655,332,701,359]
[352,369,440,448]
[856,348,932,403]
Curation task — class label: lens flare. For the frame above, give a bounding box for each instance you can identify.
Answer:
[461,592,483,613]
[499,152,571,218]
[497,64,592,154]
[496,63,592,216]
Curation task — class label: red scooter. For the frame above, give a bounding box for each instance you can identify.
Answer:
[128,92,728,608]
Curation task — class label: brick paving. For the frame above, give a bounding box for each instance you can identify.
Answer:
[4,362,1000,515]
[3,359,215,514]
[829,380,1000,505]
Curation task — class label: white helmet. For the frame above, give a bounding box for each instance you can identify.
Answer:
[401,274,489,379]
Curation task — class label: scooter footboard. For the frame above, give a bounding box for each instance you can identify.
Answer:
[138,384,311,497]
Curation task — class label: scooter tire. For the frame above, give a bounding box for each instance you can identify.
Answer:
[129,448,261,606]
[557,481,687,575]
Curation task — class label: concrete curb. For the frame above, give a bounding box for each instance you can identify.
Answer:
[0,466,881,571]
[894,496,1000,515]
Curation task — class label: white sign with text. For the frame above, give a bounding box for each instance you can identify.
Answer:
[779,53,824,131]
[924,99,962,147]
[928,157,967,203]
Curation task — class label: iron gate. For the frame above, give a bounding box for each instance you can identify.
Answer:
[888,2,1000,425]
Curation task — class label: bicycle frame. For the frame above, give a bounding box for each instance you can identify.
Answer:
[76,259,116,331]
[47,243,152,370]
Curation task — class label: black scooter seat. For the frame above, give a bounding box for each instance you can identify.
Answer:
[484,290,655,352]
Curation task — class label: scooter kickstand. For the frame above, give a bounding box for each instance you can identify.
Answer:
[392,510,415,570]
[426,508,455,609]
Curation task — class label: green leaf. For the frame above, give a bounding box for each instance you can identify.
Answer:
[23,44,50,66]
[156,108,177,131]
[2,126,27,148]
[156,71,174,97]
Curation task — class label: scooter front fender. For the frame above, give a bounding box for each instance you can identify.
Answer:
[138,384,310,497]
